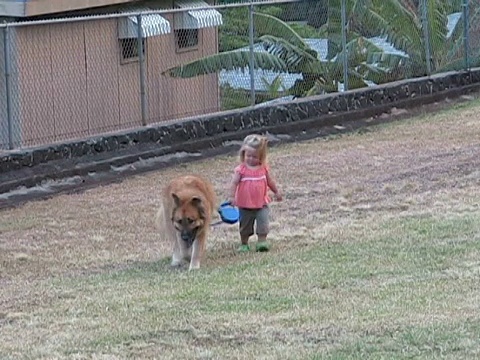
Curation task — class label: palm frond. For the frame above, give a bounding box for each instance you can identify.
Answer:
[346,71,372,90]
[358,62,403,84]
[366,50,407,69]
[444,0,463,13]
[439,31,465,71]
[260,74,286,95]
[162,50,287,78]
[350,0,374,18]
[437,57,468,73]
[253,12,308,50]
[326,0,343,43]
[370,0,424,59]
[425,0,448,57]
[258,35,320,72]
[334,37,387,69]
[288,75,333,97]
[304,78,337,96]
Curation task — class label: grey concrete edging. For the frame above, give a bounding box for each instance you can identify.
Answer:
[1,69,480,198]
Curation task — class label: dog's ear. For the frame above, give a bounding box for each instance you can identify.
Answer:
[191,196,202,207]
[172,193,181,207]
[191,196,206,219]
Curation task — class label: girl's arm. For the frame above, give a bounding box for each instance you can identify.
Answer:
[266,171,283,201]
[228,172,241,205]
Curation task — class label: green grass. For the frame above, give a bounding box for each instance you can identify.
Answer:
[3,213,479,359]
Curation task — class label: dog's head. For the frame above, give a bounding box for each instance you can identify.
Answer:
[171,193,206,248]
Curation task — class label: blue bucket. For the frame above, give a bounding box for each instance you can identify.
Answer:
[218,201,240,225]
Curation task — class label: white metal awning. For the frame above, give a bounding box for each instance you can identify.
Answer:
[118,10,171,39]
[174,0,223,29]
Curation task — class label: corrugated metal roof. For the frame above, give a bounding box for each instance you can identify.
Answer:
[118,8,171,38]
[174,0,223,29]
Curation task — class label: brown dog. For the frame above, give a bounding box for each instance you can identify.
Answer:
[157,175,216,270]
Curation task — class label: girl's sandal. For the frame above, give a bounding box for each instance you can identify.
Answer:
[255,241,270,252]
[237,244,251,253]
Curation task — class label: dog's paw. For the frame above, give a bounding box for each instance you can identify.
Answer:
[171,259,183,268]
[188,263,200,271]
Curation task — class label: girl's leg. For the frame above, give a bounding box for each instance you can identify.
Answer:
[238,208,254,252]
[237,234,251,252]
[257,234,267,242]
[241,235,250,245]
[255,206,271,252]
[256,234,270,252]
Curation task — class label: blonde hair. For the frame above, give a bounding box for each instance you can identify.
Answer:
[239,134,268,165]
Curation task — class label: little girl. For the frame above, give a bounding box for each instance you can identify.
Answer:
[228,134,283,253]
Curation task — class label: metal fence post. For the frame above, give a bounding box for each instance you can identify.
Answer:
[421,0,432,75]
[3,25,14,149]
[462,0,470,70]
[341,0,348,91]
[137,14,147,126]
[248,3,256,106]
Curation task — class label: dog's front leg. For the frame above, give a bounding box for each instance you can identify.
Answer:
[189,234,205,270]
[171,236,188,267]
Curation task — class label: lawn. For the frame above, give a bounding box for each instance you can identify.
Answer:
[1,98,480,359]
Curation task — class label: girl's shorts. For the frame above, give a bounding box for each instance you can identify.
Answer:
[238,206,269,237]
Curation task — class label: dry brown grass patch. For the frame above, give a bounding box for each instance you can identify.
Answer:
[1,98,480,358]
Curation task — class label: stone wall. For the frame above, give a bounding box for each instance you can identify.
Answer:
[1,69,480,177]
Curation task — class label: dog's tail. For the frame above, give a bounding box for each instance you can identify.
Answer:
[155,202,175,243]
[155,201,165,224]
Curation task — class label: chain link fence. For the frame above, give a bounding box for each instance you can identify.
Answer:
[467,0,480,69]
[0,0,479,151]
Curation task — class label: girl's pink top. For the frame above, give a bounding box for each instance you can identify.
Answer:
[234,163,270,209]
